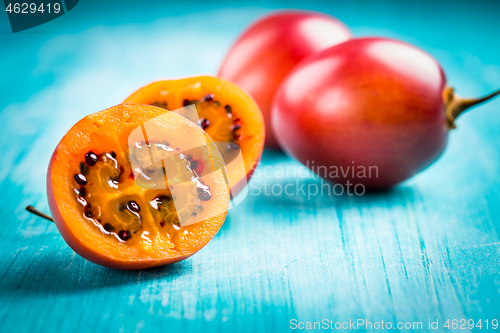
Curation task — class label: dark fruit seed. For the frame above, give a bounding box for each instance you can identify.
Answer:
[158,195,171,203]
[111,168,122,183]
[79,162,88,175]
[74,174,87,185]
[160,221,165,227]
[79,188,87,197]
[110,151,117,158]
[197,188,211,201]
[190,160,199,170]
[201,118,210,129]
[118,229,132,241]
[85,152,98,166]
[129,172,135,180]
[231,124,241,131]
[182,99,190,107]
[85,210,92,218]
[224,105,232,113]
[104,223,115,232]
[127,200,140,212]
[151,101,168,109]
[203,93,214,102]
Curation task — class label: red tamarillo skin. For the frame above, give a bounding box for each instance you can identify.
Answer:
[272,38,450,189]
[218,11,351,149]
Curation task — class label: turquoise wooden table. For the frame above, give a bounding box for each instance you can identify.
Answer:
[1,0,500,332]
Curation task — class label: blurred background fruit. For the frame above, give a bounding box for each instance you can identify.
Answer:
[218,10,351,149]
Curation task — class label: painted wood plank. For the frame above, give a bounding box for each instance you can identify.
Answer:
[1,1,500,332]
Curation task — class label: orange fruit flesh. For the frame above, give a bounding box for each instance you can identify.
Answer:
[47,104,230,270]
[123,76,265,192]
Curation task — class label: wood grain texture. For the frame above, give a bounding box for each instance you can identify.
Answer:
[1,0,500,332]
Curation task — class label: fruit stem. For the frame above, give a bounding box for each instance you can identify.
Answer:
[26,205,54,222]
[444,86,500,129]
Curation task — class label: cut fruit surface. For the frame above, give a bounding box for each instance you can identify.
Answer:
[47,104,230,270]
[123,76,265,195]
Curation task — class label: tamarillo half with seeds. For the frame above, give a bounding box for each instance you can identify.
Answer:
[47,104,230,270]
[124,76,265,197]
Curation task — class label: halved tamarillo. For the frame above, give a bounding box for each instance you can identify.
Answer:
[47,104,230,270]
[123,76,265,196]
